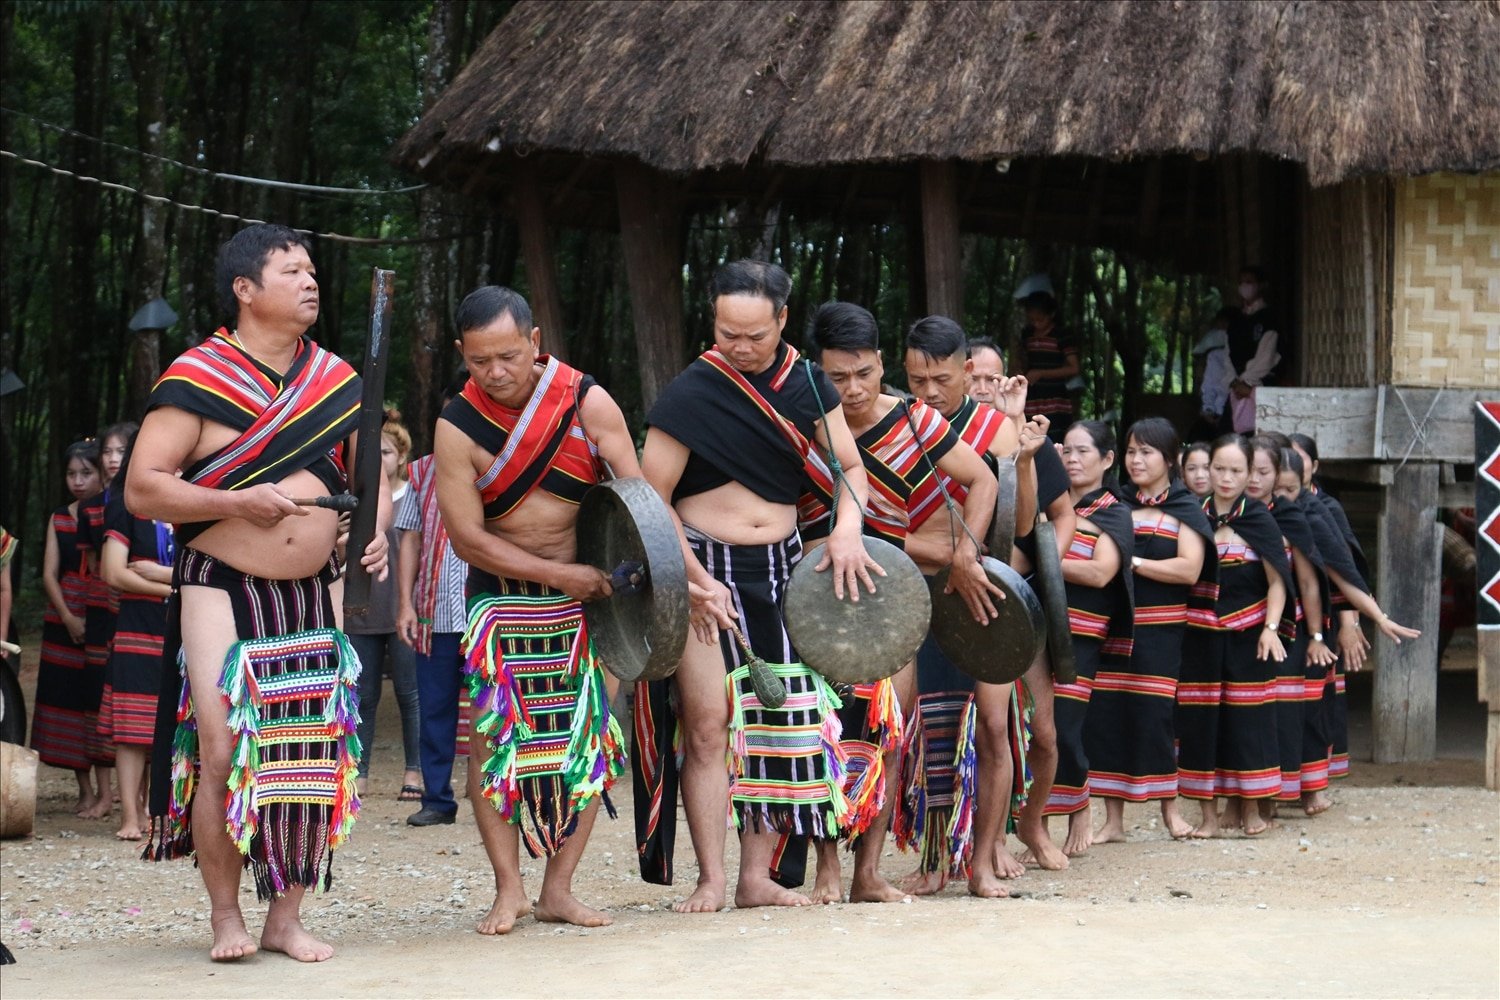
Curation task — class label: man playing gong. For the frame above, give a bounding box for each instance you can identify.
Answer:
[801,301,1002,904]
[434,285,640,932]
[634,260,880,912]
[901,316,1076,894]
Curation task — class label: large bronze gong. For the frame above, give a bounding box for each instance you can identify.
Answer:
[989,457,1017,564]
[575,477,689,682]
[1033,519,1077,684]
[784,536,930,684]
[926,556,1044,684]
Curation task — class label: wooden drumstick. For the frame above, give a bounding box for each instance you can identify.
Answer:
[291,495,360,512]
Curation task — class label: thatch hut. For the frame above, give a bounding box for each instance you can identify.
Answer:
[394,0,1500,771]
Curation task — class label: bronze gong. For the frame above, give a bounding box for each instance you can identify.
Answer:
[783,535,931,684]
[1033,519,1077,684]
[989,457,1017,564]
[575,477,689,682]
[926,556,1044,685]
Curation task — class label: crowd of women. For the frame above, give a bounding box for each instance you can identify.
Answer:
[1048,418,1419,848]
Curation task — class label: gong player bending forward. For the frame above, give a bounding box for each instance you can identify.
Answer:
[434,286,641,933]
[634,260,882,911]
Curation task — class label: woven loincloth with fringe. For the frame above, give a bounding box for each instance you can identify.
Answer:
[158,627,361,901]
[463,574,625,858]
[727,661,849,839]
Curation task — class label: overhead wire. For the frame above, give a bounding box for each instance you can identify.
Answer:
[1,148,477,246]
[0,106,428,197]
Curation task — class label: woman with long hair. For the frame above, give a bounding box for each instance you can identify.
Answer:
[30,440,103,812]
[72,421,137,819]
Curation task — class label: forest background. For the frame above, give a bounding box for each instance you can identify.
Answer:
[0,0,1223,588]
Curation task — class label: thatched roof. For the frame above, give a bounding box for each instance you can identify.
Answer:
[394,0,1500,188]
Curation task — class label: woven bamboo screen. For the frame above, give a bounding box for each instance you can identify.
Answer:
[1299,176,1390,387]
[1391,173,1500,388]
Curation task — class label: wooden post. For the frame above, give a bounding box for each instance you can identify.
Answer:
[1372,462,1442,762]
[615,160,685,411]
[919,160,963,319]
[514,164,569,360]
[1482,626,1500,789]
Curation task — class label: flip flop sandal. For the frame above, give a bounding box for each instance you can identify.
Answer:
[397,784,423,802]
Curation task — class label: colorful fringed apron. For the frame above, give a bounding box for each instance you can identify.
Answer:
[462,572,625,859]
[726,660,849,838]
[896,634,1032,878]
[833,680,903,841]
[147,549,359,902]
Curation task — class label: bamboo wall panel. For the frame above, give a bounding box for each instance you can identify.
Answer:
[1300,176,1389,387]
[1391,173,1500,388]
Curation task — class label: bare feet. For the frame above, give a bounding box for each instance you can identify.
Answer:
[1189,804,1220,839]
[114,824,146,841]
[734,877,812,909]
[899,869,947,896]
[260,916,334,962]
[848,872,911,903]
[968,871,1010,899]
[80,797,112,820]
[476,891,532,935]
[1016,824,1070,871]
[1161,801,1194,840]
[208,910,258,962]
[1302,790,1331,816]
[994,845,1026,879]
[1062,814,1093,857]
[673,879,726,914]
[1241,803,1270,837]
[809,869,843,905]
[535,890,612,928]
[1091,819,1127,845]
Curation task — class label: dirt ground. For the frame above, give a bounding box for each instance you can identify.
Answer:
[2,649,1497,999]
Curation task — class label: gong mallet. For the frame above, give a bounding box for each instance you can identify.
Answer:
[729,623,788,709]
[292,494,360,513]
[343,267,395,618]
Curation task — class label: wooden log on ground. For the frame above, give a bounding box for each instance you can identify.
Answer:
[1373,462,1441,763]
[0,741,39,839]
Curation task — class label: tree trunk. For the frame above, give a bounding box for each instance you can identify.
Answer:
[616,161,685,411]
[124,4,169,418]
[408,0,463,452]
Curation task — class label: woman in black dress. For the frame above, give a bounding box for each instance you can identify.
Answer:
[100,444,172,841]
[1178,435,1292,837]
[1085,418,1211,844]
[30,441,103,812]
[1045,421,1134,856]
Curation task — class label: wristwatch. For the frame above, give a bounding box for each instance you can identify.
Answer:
[1131,556,1143,569]
[1312,631,1324,642]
